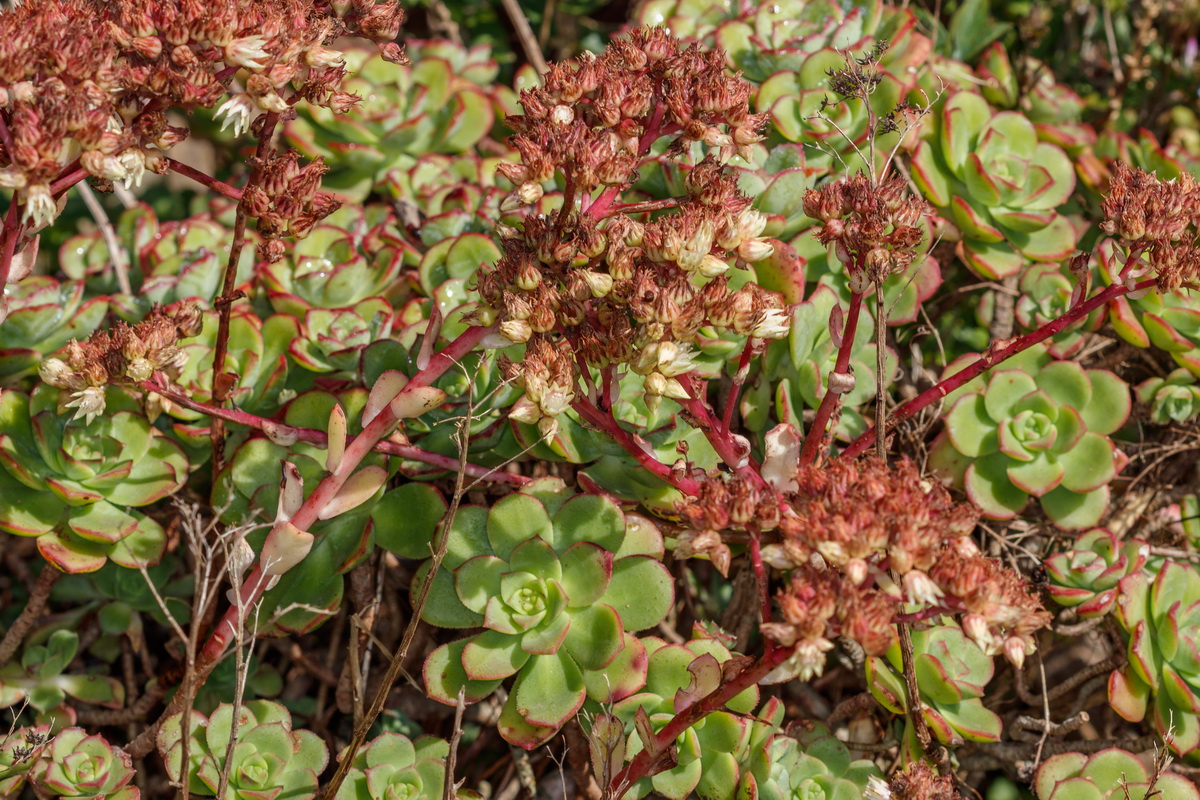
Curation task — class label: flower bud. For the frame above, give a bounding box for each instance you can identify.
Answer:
[902,570,944,606]
[846,558,868,586]
[643,371,667,396]
[962,614,993,652]
[551,104,575,125]
[225,35,271,70]
[1003,636,1027,670]
[40,358,75,388]
[751,309,790,339]
[537,415,559,440]
[499,319,532,344]
[738,237,774,262]
[697,253,731,278]
[509,396,542,425]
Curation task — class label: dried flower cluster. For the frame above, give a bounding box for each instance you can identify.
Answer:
[676,458,1050,680]
[888,762,963,800]
[1100,162,1200,293]
[0,0,402,232]
[802,172,933,289]
[39,304,202,423]
[474,28,788,428]
[243,150,342,261]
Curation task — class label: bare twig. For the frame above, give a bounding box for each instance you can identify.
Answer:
[0,565,61,666]
[76,180,132,296]
[500,0,548,74]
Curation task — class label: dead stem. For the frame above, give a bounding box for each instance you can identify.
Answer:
[0,565,62,665]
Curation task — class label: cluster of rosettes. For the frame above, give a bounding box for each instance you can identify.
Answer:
[677,458,1051,679]
[242,150,341,261]
[0,0,402,231]
[495,26,765,206]
[1100,162,1200,293]
[473,29,788,425]
[38,304,202,424]
[802,173,933,289]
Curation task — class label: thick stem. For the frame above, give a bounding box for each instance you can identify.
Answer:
[49,162,85,197]
[572,395,701,495]
[840,277,1157,460]
[141,381,529,486]
[0,110,14,159]
[164,158,243,202]
[609,196,687,217]
[721,337,757,434]
[800,290,865,464]
[198,324,494,665]
[607,644,795,794]
[0,199,19,290]
[676,384,769,492]
[0,565,61,665]
[209,111,279,471]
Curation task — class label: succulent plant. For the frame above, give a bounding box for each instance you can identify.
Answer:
[867,622,1002,746]
[158,700,328,800]
[1136,368,1200,425]
[420,486,673,748]
[1035,747,1200,800]
[0,278,108,383]
[281,297,397,374]
[52,558,193,663]
[1110,560,1200,753]
[284,41,498,201]
[0,630,123,715]
[58,204,256,320]
[754,47,909,177]
[333,733,449,800]
[1044,528,1148,619]
[635,0,930,87]
[26,727,140,800]
[1097,239,1200,378]
[748,721,885,800]
[0,724,51,796]
[911,91,1078,280]
[0,384,189,572]
[600,631,761,800]
[928,344,1130,530]
[257,205,414,316]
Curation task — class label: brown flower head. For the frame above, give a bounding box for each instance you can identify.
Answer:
[470,28,787,425]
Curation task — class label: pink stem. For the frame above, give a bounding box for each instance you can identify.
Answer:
[0,199,19,290]
[840,277,1158,460]
[142,381,529,487]
[800,290,865,465]
[721,338,757,433]
[608,643,796,794]
[571,395,701,496]
[49,164,86,197]
[165,158,243,202]
[0,112,14,162]
[199,324,495,663]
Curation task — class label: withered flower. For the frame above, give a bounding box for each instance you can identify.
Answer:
[39,304,201,422]
[469,28,787,425]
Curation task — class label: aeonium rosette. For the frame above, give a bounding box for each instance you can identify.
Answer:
[0,384,188,573]
[418,482,673,749]
[929,344,1130,530]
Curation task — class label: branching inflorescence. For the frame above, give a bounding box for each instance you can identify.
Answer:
[470,28,788,445]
